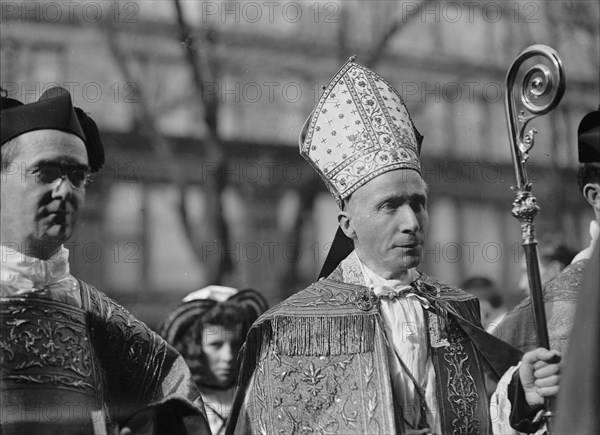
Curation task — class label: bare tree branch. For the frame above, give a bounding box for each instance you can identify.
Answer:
[278,184,317,293]
[102,21,203,290]
[173,0,232,283]
[173,0,218,133]
[103,23,184,190]
[103,16,231,286]
[365,0,434,68]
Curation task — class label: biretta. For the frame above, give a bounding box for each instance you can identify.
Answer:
[0,87,105,172]
[300,56,423,207]
[578,107,600,163]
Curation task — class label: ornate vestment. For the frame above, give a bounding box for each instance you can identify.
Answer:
[227,253,525,434]
[494,259,589,356]
[494,220,597,357]
[1,247,209,435]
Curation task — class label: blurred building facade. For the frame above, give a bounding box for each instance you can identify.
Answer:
[2,0,598,326]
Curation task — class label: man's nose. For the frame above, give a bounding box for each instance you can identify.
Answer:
[398,205,419,233]
[220,343,234,362]
[51,176,73,199]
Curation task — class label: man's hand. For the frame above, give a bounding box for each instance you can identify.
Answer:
[519,347,561,407]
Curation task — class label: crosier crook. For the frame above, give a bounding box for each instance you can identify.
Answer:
[504,44,566,432]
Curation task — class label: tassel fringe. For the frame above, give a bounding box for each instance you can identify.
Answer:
[237,314,376,386]
[273,314,375,356]
[237,322,272,387]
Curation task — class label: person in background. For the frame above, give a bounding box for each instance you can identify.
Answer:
[160,285,267,435]
[494,107,599,356]
[461,276,508,332]
[0,87,210,434]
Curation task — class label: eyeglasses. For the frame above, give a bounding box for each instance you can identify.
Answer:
[32,165,91,188]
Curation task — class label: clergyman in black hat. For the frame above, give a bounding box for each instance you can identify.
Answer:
[0,87,210,435]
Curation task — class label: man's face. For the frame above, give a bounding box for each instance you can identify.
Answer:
[1,130,88,258]
[200,323,243,389]
[341,169,429,279]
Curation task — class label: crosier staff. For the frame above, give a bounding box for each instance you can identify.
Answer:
[504,44,566,430]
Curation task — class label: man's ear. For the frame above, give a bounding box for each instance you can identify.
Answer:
[582,183,600,212]
[338,209,356,240]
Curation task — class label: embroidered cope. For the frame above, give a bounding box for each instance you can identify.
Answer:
[227,249,530,434]
[494,221,596,356]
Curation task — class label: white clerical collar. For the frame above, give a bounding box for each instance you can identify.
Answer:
[352,251,423,300]
[571,220,599,264]
[353,251,417,287]
[0,244,80,305]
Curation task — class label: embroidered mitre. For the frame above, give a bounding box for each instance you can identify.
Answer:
[299,56,423,207]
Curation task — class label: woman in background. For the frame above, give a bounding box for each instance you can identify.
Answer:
[160,286,268,434]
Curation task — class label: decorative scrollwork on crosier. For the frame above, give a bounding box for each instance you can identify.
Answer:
[505,44,565,185]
